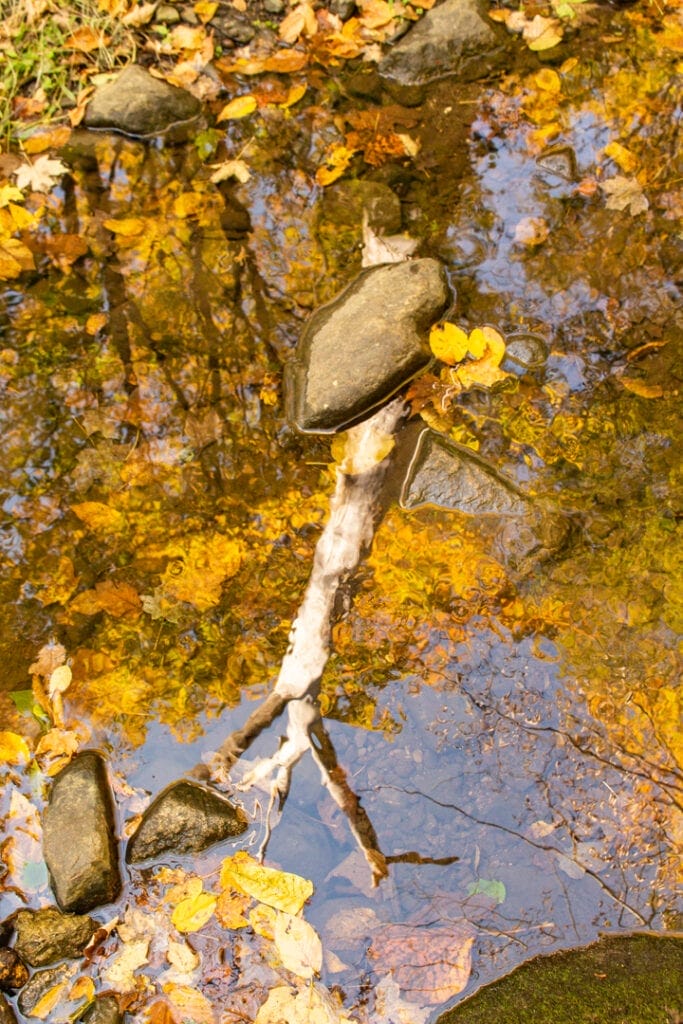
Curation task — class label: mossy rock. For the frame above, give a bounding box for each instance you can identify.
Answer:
[436,933,683,1024]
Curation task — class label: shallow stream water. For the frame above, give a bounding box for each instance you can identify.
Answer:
[0,5,681,1020]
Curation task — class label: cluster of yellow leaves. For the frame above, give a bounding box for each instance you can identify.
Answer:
[490,6,565,51]
[0,183,37,280]
[429,322,512,392]
[316,107,418,186]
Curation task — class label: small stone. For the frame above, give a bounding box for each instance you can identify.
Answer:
[13,907,99,967]
[126,780,248,863]
[154,3,180,23]
[43,751,121,913]
[287,259,450,434]
[0,993,17,1024]
[18,964,78,1018]
[0,949,29,992]
[213,13,256,43]
[83,65,201,138]
[264,0,286,12]
[78,994,122,1024]
[330,0,356,20]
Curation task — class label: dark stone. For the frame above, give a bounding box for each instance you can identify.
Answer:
[0,949,28,992]
[126,780,248,863]
[18,964,78,1017]
[502,333,548,373]
[379,0,512,99]
[0,920,13,947]
[79,994,122,1024]
[43,751,121,913]
[154,4,180,23]
[400,429,529,515]
[436,933,683,1024]
[213,13,256,44]
[0,993,17,1024]
[83,65,201,138]
[286,259,450,434]
[321,181,402,237]
[13,907,99,967]
[264,0,286,12]
[330,0,356,20]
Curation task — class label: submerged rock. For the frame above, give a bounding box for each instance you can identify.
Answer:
[379,0,511,100]
[400,429,529,515]
[126,780,248,863]
[42,751,120,913]
[13,907,98,968]
[83,65,201,138]
[286,259,450,433]
[18,964,78,1018]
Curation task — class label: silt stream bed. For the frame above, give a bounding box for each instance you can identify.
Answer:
[0,5,681,1022]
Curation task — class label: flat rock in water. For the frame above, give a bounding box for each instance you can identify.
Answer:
[42,751,121,913]
[83,65,201,137]
[379,0,511,92]
[13,907,98,967]
[400,430,529,516]
[126,780,248,863]
[287,259,450,433]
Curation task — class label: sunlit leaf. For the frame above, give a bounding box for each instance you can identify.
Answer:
[316,144,357,186]
[281,83,307,109]
[0,238,35,279]
[524,14,563,50]
[171,889,217,933]
[14,156,70,193]
[102,217,146,237]
[103,938,150,993]
[194,0,218,23]
[619,377,664,399]
[163,984,215,1024]
[209,159,251,184]
[279,1,318,43]
[71,501,127,534]
[604,140,638,173]
[601,175,648,215]
[22,127,72,153]
[429,322,469,365]
[65,25,109,51]
[0,730,31,764]
[220,851,314,914]
[34,728,81,774]
[48,664,72,698]
[0,184,24,207]
[274,911,323,979]
[216,95,258,121]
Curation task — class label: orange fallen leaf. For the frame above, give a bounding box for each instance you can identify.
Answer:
[216,95,258,121]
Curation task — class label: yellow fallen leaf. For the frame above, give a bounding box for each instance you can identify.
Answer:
[0,238,35,279]
[171,889,217,933]
[620,377,664,399]
[280,83,307,109]
[604,140,638,174]
[217,95,258,121]
[164,984,215,1024]
[0,184,25,207]
[248,903,277,940]
[429,322,469,365]
[466,326,487,358]
[30,982,68,1020]
[316,144,357,186]
[215,889,251,929]
[194,0,218,23]
[220,851,313,914]
[102,217,146,237]
[71,501,127,534]
[172,192,207,218]
[0,730,31,765]
[69,977,96,1002]
[86,312,107,335]
[274,912,322,979]
[534,67,562,93]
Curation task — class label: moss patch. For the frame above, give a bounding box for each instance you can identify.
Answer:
[436,934,683,1024]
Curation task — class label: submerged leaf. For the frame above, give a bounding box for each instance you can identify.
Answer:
[274,912,323,979]
[171,889,217,933]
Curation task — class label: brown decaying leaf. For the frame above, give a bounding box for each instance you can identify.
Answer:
[369,924,474,1004]
[70,580,143,618]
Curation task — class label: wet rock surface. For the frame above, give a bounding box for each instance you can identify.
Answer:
[379,0,512,97]
[43,751,121,913]
[83,65,201,137]
[0,994,17,1024]
[400,429,529,515]
[287,259,450,433]
[0,949,28,992]
[13,908,99,967]
[17,963,78,1017]
[79,994,122,1024]
[126,780,248,863]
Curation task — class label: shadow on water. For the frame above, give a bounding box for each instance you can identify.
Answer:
[0,5,681,1020]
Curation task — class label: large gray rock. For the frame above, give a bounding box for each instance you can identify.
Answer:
[379,0,511,93]
[13,907,98,967]
[400,429,529,515]
[43,751,121,913]
[126,780,248,863]
[83,65,201,138]
[287,259,450,433]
